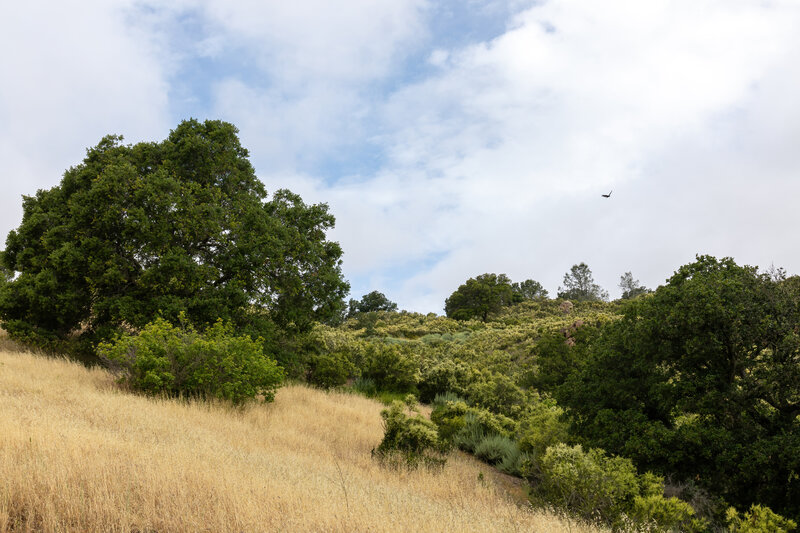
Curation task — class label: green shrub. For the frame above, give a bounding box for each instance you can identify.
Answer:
[361,343,418,392]
[431,391,467,407]
[474,434,520,468]
[531,443,640,526]
[517,399,569,459]
[98,316,284,404]
[375,396,447,469]
[417,360,458,402]
[430,401,517,450]
[307,351,356,389]
[632,494,706,532]
[453,419,487,454]
[726,504,797,533]
[430,400,469,442]
[352,376,377,396]
[465,373,527,418]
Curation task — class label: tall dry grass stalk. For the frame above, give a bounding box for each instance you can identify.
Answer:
[0,348,601,532]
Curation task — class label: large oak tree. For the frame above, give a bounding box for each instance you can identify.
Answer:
[0,119,349,350]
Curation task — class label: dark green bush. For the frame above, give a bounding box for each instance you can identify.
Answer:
[430,400,470,442]
[361,343,418,392]
[98,316,284,404]
[306,351,356,389]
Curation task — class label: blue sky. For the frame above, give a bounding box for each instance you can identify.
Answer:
[2,1,800,313]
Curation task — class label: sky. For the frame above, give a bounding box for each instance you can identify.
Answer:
[2,0,800,314]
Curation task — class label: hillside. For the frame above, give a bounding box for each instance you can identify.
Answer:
[0,346,601,533]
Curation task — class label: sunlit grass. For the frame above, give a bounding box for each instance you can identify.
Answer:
[0,346,602,532]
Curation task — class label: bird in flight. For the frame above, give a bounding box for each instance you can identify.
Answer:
[601,190,612,198]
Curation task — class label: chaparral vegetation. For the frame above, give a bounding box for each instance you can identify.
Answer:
[1,121,797,532]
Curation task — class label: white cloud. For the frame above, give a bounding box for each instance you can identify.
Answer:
[340,0,800,310]
[2,0,800,315]
[0,0,170,236]
[200,0,429,86]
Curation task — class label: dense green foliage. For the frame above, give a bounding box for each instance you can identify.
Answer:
[445,273,514,321]
[309,269,797,529]
[347,290,398,316]
[0,256,10,286]
[3,143,796,530]
[557,262,608,301]
[0,119,349,354]
[98,316,284,404]
[529,443,704,530]
[511,279,549,301]
[542,256,800,518]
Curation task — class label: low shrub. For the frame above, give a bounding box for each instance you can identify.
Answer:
[374,396,447,469]
[430,400,469,442]
[98,316,284,404]
[431,391,467,407]
[530,443,640,526]
[632,494,706,532]
[726,504,797,533]
[352,376,377,396]
[497,449,530,478]
[474,434,520,469]
[431,400,517,448]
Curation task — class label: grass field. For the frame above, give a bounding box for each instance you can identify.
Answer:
[0,345,601,532]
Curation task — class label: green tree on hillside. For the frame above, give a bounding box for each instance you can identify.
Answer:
[557,263,608,301]
[551,256,800,518]
[445,273,514,321]
[511,279,549,301]
[618,271,650,299]
[0,119,349,352]
[347,290,398,317]
[0,254,10,286]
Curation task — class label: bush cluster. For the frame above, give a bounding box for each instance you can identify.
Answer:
[374,396,447,470]
[98,316,284,405]
[528,443,707,531]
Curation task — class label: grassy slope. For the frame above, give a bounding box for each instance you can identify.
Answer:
[0,348,602,533]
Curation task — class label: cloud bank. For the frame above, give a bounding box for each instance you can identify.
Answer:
[2,0,799,313]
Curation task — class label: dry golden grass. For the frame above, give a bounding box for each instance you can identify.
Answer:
[0,347,602,532]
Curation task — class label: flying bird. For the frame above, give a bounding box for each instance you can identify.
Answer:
[601,190,612,198]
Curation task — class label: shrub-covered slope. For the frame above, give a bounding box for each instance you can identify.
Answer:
[0,347,600,533]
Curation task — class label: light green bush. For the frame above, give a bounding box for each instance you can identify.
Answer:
[532,443,640,525]
[517,399,569,458]
[632,494,706,532]
[726,504,797,533]
[98,316,284,404]
[430,401,517,451]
